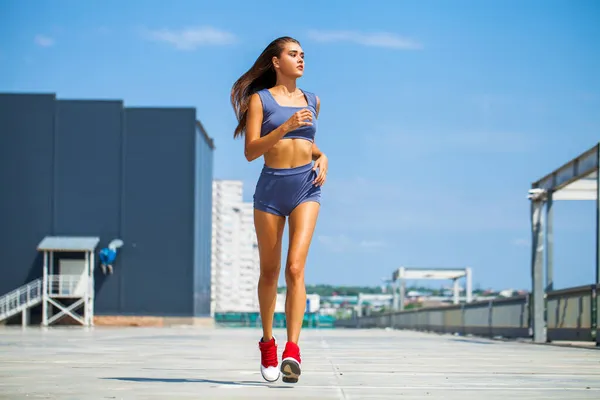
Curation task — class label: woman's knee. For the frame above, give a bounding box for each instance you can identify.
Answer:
[285,260,305,282]
[260,264,280,285]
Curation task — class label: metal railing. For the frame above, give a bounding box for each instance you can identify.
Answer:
[0,279,43,321]
[336,284,598,344]
[546,284,596,342]
[48,274,87,297]
[1,275,88,322]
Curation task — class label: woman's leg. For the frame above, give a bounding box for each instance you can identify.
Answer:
[285,201,320,344]
[254,208,286,341]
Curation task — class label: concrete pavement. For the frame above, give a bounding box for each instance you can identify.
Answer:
[0,326,599,399]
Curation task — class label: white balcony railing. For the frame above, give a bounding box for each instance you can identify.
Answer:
[0,279,43,321]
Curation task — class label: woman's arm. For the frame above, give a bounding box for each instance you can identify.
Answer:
[244,93,313,162]
[311,95,324,161]
[312,142,324,161]
[311,95,328,186]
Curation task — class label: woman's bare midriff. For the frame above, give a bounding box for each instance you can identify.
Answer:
[263,138,312,169]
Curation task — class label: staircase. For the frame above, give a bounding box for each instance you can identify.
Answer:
[0,279,43,322]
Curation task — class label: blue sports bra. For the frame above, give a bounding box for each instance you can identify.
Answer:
[255,88,318,142]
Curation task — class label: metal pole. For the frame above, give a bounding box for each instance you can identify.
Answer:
[546,193,554,292]
[465,267,473,303]
[84,251,90,326]
[531,198,546,343]
[90,250,95,327]
[392,277,398,311]
[453,279,459,305]
[544,193,553,340]
[42,251,48,327]
[399,267,406,311]
[49,251,54,322]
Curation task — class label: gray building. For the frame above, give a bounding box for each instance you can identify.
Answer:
[0,92,215,325]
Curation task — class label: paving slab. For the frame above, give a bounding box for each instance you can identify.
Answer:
[0,326,599,399]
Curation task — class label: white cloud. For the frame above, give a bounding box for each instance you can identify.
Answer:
[364,130,535,159]
[34,34,55,47]
[307,29,422,50]
[142,26,236,50]
[318,234,387,253]
[359,240,386,249]
[318,234,352,252]
[513,238,530,247]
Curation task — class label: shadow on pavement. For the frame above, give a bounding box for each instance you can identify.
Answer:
[450,338,494,345]
[102,376,293,389]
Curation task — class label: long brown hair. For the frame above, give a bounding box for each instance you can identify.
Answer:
[230,36,300,138]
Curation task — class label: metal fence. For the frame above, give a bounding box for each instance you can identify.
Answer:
[546,285,596,342]
[335,284,598,345]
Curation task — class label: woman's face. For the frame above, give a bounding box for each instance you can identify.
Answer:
[274,41,305,78]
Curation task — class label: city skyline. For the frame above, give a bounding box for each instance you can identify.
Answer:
[1,0,599,290]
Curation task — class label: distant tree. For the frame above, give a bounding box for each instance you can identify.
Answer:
[277,284,501,297]
[279,284,385,296]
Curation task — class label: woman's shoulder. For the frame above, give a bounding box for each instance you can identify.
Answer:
[300,87,315,97]
[301,88,317,98]
[250,89,270,106]
[301,89,320,109]
[249,89,274,117]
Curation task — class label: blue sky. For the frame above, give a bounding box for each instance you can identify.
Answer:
[2,0,599,291]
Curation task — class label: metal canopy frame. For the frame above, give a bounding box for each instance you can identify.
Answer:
[391,267,473,311]
[37,236,100,327]
[528,142,600,345]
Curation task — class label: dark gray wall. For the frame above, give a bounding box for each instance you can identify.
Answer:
[194,123,214,317]
[120,108,196,317]
[0,94,55,295]
[0,93,215,319]
[54,100,123,314]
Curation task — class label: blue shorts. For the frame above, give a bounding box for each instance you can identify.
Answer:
[253,162,321,217]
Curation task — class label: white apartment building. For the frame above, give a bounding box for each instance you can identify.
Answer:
[211,180,260,315]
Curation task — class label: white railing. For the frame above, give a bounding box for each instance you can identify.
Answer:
[0,275,89,323]
[48,274,87,297]
[0,279,43,321]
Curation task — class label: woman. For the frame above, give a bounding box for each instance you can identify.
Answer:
[230,36,328,384]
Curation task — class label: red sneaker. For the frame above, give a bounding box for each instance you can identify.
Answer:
[258,336,280,382]
[281,341,302,383]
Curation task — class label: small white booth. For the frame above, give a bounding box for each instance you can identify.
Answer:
[37,236,100,327]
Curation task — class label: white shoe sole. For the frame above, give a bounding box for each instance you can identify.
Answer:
[260,366,280,382]
[281,358,301,383]
[259,336,280,382]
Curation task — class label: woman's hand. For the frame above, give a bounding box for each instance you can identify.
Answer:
[313,153,328,186]
[284,109,313,132]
